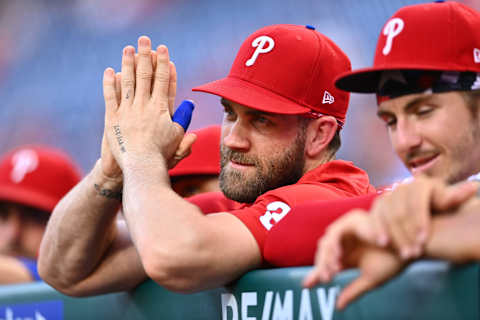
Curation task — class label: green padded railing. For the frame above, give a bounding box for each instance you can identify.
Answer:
[0,261,477,319]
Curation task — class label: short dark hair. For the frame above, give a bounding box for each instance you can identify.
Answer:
[298,116,341,158]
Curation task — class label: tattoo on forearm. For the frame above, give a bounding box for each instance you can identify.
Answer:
[113,125,126,153]
[94,183,123,200]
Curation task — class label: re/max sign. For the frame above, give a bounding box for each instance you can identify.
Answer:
[221,287,338,320]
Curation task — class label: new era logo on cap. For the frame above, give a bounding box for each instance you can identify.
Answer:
[322,91,335,104]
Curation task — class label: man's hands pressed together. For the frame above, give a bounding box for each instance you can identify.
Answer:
[102,36,196,175]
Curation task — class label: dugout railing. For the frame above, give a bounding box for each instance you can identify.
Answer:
[0,261,477,319]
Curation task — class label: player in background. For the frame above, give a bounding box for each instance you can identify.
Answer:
[0,145,80,284]
[300,1,480,309]
[38,24,375,296]
[169,125,221,198]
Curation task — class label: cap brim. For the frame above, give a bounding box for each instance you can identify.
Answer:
[335,65,459,93]
[334,67,385,93]
[0,185,56,212]
[192,77,310,114]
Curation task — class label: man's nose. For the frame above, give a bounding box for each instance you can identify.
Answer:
[222,121,251,151]
[392,119,422,158]
[0,213,22,250]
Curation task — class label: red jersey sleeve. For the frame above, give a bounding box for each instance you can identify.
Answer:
[263,193,378,267]
[228,193,288,252]
[230,182,377,263]
[187,192,241,214]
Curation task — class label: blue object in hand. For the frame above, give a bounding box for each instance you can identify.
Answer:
[172,100,195,131]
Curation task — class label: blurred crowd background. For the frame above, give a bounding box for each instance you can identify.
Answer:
[0,0,477,187]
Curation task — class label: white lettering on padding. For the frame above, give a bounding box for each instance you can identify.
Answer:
[298,289,313,320]
[317,287,339,320]
[241,292,257,320]
[221,293,239,320]
[271,290,293,320]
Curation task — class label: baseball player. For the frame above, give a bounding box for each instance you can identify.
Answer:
[0,145,80,283]
[38,24,375,296]
[169,125,221,198]
[269,1,480,309]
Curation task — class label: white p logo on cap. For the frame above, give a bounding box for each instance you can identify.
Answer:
[245,35,275,67]
[10,149,38,183]
[382,18,404,56]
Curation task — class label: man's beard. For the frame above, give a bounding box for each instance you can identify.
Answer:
[219,132,306,203]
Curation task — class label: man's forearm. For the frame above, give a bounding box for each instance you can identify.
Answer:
[121,156,229,291]
[122,156,203,256]
[38,160,123,290]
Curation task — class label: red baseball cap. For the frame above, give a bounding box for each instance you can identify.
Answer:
[169,125,221,177]
[0,145,82,212]
[335,1,480,93]
[192,24,351,125]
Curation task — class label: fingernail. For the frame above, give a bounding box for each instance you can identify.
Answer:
[124,47,134,56]
[104,68,114,77]
[158,45,167,54]
[139,36,150,46]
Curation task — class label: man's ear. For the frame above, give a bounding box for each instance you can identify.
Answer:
[305,116,338,158]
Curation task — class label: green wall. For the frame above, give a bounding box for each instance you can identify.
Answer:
[0,261,477,319]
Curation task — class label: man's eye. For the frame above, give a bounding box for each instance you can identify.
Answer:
[380,115,396,127]
[256,117,269,124]
[416,105,433,116]
[223,108,235,120]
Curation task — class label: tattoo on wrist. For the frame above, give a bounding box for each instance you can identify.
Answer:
[113,125,126,153]
[94,183,123,200]
[126,89,131,99]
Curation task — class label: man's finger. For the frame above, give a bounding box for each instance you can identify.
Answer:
[135,36,153,102]
[384,212,412,259]
[121,46,136,105]
[433,181,478,211]
[371,213,389,247]
[401,182,432,256]
[175,133,197,159]
[151,50,158,71]
[168,61,177,115]
[103,68,118,116]
[172,100,195,131]
[151,44,171,109]
[336,276,376,310]
[168,132,197,169]
[115,72,121,103]
[303,239,332,288]
[303,268,323,288]
[372,194,412,258]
